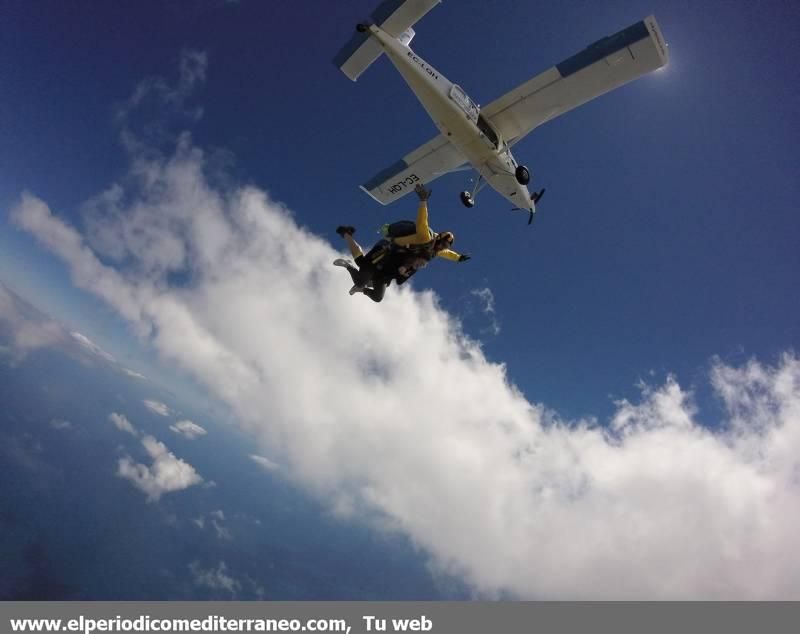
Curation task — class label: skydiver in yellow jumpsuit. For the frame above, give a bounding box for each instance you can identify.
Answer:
[334,184,471,302]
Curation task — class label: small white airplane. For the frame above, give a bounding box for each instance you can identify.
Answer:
[335,0,669,224]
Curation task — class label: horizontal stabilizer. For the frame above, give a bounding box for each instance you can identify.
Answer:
[334,32,385,82]
[370,0,440,36]
[333,0,441,81]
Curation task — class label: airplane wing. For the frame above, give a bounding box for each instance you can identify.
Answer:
[360,134,467,205]
[482,16,668,144]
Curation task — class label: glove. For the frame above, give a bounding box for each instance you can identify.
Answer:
[458,254,471,263]
[414,184,431,201]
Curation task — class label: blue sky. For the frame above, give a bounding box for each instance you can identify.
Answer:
[3,0,798,419]
[2,0,800,598]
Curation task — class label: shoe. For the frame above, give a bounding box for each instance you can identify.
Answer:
[349,285,366,295]
[336,226,356,237]
[333,258,355,269]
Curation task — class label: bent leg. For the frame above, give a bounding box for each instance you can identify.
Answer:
[342,234,364,260]
[353,255,377,287]
[364,282,387,303]
[348,266,368,286]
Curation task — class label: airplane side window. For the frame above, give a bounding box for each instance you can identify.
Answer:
[477,114,499,149]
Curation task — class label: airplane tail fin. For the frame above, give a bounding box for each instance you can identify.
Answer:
[333,0,441,82]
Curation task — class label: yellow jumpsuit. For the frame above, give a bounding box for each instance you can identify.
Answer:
[391,200,462,262]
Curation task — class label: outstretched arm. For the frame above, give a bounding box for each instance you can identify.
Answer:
[413,185,431,240]
[436,249,470,263]
[394,185,432,248]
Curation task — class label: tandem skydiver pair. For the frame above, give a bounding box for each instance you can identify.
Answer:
[333,184,470,303]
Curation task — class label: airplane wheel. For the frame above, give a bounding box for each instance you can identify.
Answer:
[356,23,368,33]
[515,165,530,185]
[460,191,475,208]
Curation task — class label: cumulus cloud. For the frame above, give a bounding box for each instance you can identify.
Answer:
[211,519,232,541]
[10,58,800,599]
[117,435,203,502]
[192,510,232,540]
[170,419,207,439]
[189,561,240,597]
[109,412,138,436]
[249,454,280,472]
[144,399,171,417]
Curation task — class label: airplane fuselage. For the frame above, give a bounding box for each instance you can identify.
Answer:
[368,25,534,211]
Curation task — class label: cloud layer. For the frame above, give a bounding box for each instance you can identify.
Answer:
[0,282,65,359]
[9,56,800,598]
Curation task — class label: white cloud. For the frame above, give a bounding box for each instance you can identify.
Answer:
[11,61,800,598]
[192,510,231,540]
[249,454,280,472]
[124,368,147,380]
[50,418,72,430]
[114,49,207,155]
[203,510,232,539]
[469,287,500,335]
[170,419,207,439]
[117,434,203,502]
[109,412,138,436]
[70,331,116,362]
[189,561,240,597]
[211,519,232,541]
[144,399,171,417]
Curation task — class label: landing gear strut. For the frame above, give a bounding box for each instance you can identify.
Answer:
[460,173,487,208]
